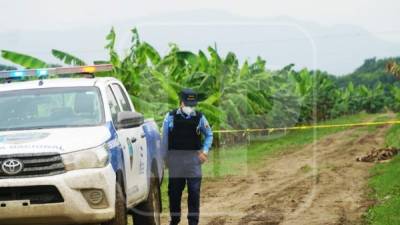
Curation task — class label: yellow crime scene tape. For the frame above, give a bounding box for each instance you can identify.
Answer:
[213,120,400,134]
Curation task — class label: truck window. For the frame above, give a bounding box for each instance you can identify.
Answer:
[0,87,104,131]
[105,86,121,124]
[111,84,132,112]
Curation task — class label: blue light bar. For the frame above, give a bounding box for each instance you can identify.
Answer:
[0,64,112,81]
[11,71,25,78]
[36,69,49,77]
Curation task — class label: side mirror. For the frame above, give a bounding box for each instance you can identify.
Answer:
[116,111,144,129]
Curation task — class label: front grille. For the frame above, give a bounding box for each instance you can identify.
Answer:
[0,185,64,204]
[0,153,65,178]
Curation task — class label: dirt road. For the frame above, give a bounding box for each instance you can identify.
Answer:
[161,116,391,225]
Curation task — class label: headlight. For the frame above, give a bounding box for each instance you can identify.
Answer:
[62,144,110,171]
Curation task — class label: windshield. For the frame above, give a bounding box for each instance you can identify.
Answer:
[0,87,104,131]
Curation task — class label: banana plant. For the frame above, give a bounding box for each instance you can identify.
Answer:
[1,50,47,69]
[1,27,394,133]
[388,85,400,112]
[387,61,400,78]
[51,49,86,66]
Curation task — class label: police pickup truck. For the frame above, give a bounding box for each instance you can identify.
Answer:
[0,65,163,225]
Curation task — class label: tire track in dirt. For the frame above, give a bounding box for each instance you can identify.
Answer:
[162,114,392,225]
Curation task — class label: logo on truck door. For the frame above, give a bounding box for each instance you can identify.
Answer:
[1,159,24,175]
[127,138,134,168]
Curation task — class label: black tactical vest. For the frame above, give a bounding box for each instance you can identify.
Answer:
[168,109,202,151]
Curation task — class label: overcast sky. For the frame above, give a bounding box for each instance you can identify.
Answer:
[1,0,399,41]
[1,0,399,74]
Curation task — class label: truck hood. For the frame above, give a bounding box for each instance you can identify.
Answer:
[0,126,111,155]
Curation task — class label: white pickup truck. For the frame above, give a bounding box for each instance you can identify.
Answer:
[0,65,164,225]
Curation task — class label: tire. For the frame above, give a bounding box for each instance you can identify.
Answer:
[102,183,127,225]
[132,172,161,225]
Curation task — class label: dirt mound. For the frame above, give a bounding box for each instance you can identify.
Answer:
[207,217,227,225]
[239,207,283,225]
[356,147,398,162]
[356,134,379,145]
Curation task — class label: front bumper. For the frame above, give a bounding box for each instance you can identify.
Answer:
[0,164,116,225]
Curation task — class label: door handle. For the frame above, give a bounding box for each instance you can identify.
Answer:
[131,137,137,143]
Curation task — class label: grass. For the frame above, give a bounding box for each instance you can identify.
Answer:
[366,114,400,225]
[160,112,375,211]
[365,114,392,133]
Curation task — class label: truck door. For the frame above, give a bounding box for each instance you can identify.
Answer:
[105,85,141,204]
[109,83,146,204]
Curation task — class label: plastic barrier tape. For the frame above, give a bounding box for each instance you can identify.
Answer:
[213,120,400,134]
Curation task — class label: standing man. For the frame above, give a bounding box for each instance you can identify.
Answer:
[161,88,213,225]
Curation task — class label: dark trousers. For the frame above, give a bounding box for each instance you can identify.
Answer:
[167,151,202,225]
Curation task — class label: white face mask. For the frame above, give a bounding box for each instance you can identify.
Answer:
[181,106,195,115]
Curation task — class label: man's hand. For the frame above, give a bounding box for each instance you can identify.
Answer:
[198,151,208,164]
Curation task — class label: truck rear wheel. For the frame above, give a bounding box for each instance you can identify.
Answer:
[102,183,127,225]
[132,172,161,225]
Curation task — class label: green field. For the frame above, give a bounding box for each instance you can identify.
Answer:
[366,114,400,225]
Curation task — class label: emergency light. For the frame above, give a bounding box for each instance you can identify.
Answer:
[0,64,113,80]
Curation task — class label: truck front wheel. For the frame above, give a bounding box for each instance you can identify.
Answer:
[132,172,161,225]
[102,183,127,225]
